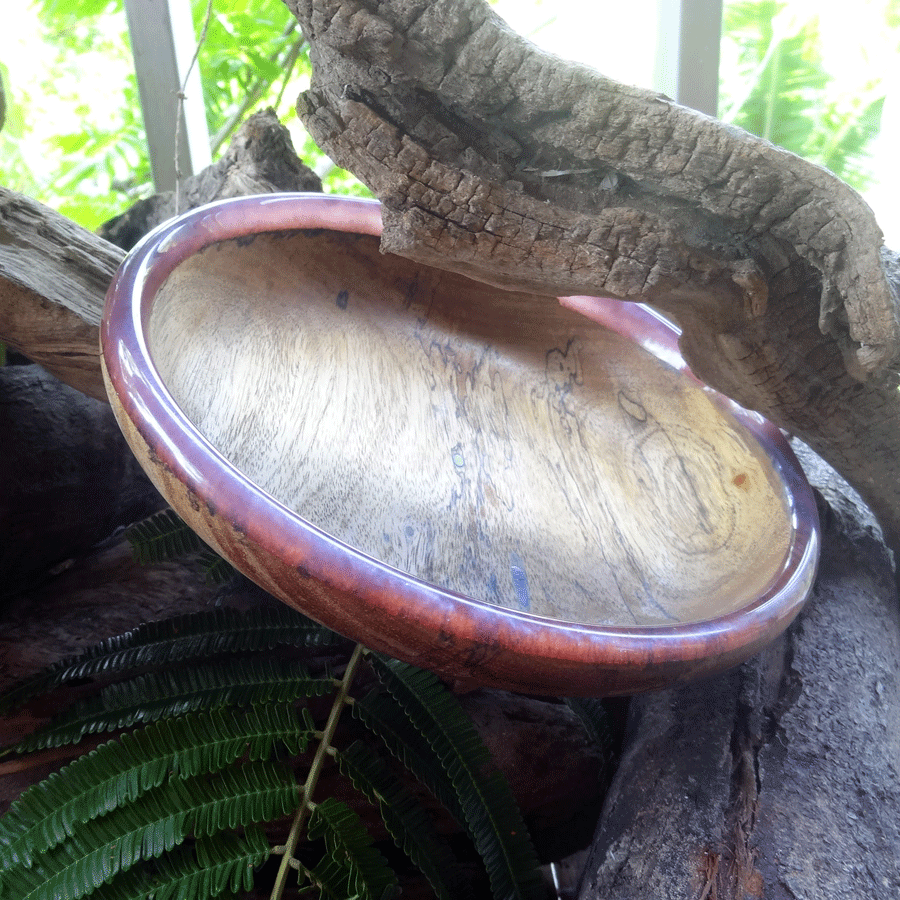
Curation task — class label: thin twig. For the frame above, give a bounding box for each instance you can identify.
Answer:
[174,0,214,215]
[210,34,307,155]
[269,643,366,900]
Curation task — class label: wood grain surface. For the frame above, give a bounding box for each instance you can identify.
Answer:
[149,230,791,628]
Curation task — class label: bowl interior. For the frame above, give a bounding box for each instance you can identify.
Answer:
[147,227,793,629]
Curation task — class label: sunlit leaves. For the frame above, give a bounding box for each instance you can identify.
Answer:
[719,0,889,189]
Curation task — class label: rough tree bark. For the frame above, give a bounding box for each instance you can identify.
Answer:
[286,0,900,554]
[581,447,900,899]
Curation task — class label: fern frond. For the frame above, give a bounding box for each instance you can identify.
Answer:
[125,508,205,565]
[0,762,297,900]
[12,658,334,754]
[337,740,463,900]
[0,606,339,714]
[151,827,271,900]
[367,656,544,900]
[126,508,236,583]
[354,688,466,828]
[0,704,309,868]
[305,797,398,900]
[74,827,269,900]
[198,550,237,584]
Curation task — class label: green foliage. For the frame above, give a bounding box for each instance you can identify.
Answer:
[0,0,368,229]
[365,655,546,900]
[0,604,339,715]
[0,596,579,900]
[0,705,309,868]
[10,657,334,753]
[125,508,235,583]
[337,741,464,900]
[125,508,207,565]
[305,797,398,900]
[720,0,890,190]
[0,764,296,900]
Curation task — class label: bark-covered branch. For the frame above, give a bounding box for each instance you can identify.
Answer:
[286,0,900,551]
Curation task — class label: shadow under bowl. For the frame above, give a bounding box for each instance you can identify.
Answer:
[101,194,819,696]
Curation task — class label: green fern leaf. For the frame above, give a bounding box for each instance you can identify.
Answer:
[65,828,268,900]
[151,827,270,900]
[11,658,334,754]
[0,606,339,714]
[306,797,398,900]
[337,740,464,900]
[367,656,544,900]
[354,688,466,829]
[198,549,237,584]
[0,762,296,900]
[0,704,309,868]
[124,508,205,565]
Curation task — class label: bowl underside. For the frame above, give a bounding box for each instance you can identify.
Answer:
[148,228,792,629]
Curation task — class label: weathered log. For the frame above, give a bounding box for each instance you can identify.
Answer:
[0,192,120,401]
[577,447,900,899]
[0,364,162,592]
[286,0,900,554]
[0,109,321,400]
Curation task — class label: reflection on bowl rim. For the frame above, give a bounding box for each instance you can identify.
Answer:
[101,193,820,696]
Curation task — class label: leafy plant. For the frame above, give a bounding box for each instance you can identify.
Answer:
[0,0,369,229]
[719,0,889,190]
[0,591,570,899]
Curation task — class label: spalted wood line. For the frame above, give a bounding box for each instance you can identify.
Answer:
[577,448,900,899]
[0,110,322,402]
[286,0,900,552]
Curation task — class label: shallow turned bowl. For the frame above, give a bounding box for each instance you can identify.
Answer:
[101,194,819,696]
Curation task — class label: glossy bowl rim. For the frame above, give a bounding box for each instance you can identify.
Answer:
[101,192,820,693]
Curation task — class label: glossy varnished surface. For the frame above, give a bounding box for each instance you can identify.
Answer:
[102,194,819,695]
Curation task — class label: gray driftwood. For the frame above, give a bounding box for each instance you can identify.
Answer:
[0,364,162,592]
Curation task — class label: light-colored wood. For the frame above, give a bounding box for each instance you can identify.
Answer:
[149,230,791,628]
[0,188,122,401]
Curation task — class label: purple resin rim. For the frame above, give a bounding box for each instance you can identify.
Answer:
[101,193,821,694]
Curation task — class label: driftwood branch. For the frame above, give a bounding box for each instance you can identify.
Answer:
[0,191,119,401]
[286,0,900,552]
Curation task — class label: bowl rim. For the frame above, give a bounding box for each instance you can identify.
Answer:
[101,192,820,693]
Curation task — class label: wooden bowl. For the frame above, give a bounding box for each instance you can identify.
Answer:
[101,194,819,696]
